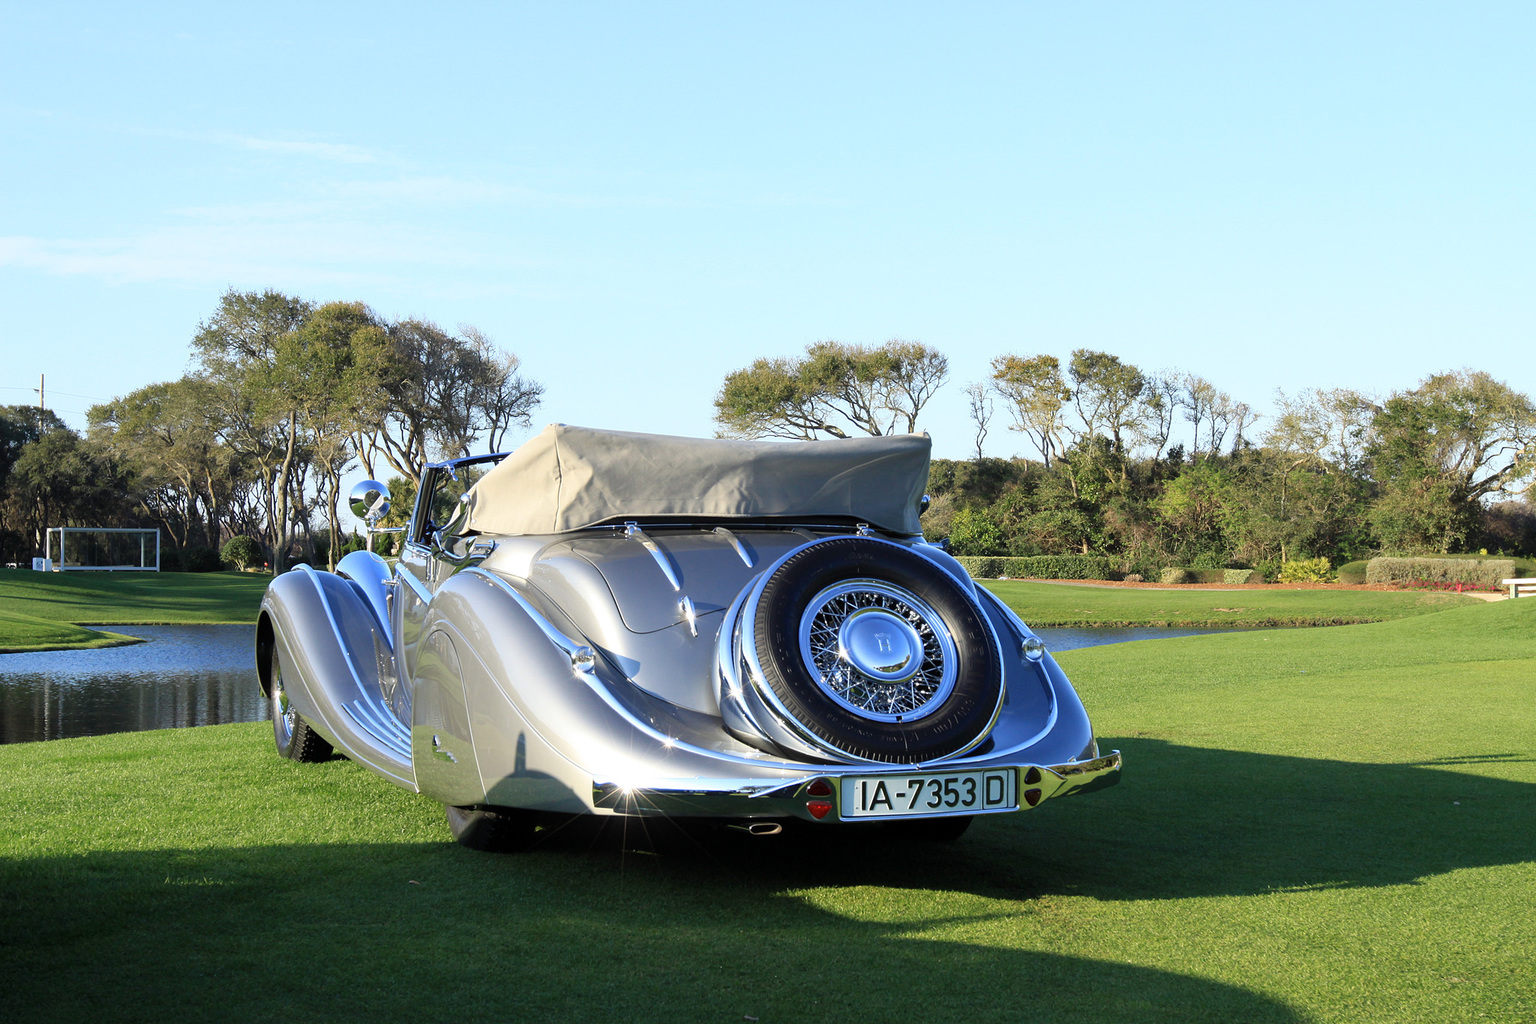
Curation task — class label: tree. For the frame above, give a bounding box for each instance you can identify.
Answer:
[714,340,948,439]
[221,535,262,571]
[354,318,542,485]
[278,301,391,569]
[990,354,1070,467]
[1,405,70,481]
[964,382,993,462]
[460,324,545,453]
[1137,372,1181,459]
[946,507,1006,556]
[3,429,135,556]
[1366,371,1536,552]
[1153,460,1234,566]
[192,288,317,574]
[1068,350,1146,457]
[1254,388,1373,561]
[88,377,231,551]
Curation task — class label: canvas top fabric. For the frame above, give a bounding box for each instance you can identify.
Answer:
[462,424,931,536]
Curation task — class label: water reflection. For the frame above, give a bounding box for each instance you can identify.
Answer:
[0,624,266,744]
[0,623,1247,745]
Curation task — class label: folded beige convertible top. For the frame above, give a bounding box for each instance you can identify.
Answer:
[463,424,931,536]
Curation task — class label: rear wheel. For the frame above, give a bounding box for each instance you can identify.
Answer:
[445,805,539,853]
[270,654,333,763]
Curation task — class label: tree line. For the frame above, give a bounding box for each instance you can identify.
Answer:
[714,341,1536,568]
[0,289,542,572]
[3,321,1532,575]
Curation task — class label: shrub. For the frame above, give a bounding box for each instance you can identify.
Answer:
[1009,555,1114,580]
[221,536,262,571]
[1157,566,1233,584]
[165,546,224,573]
[1337,560,1368,584]
[947,508,1006,557]
[951,554,1114,580]
[1224,569,1260,584]
[955,556,1005,579]
[1365,556,1517,587]
[1279,557,1334,583]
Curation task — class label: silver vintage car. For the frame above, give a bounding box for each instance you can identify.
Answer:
[257,425,1120,850]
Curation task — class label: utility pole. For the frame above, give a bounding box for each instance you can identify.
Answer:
[34,373,44,434]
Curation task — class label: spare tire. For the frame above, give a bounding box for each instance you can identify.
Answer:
[744,537,1003,763]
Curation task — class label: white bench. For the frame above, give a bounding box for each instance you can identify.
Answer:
[1501,577,1536,599]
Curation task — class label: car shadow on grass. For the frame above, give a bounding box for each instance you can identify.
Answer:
[505,736,1536,904]
[0,837,1310,1024]
[4,737,1531,1022]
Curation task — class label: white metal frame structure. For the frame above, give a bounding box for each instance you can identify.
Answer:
[45,527,161,571]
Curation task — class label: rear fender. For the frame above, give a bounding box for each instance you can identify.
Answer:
[416,570,804,813]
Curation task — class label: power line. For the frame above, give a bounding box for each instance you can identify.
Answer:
[0,385,101,401]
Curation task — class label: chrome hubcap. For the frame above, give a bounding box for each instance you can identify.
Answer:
[272,663,296,743]
[839,608,924,681]
[798,580,957,722]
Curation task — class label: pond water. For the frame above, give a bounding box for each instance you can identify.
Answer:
[0,624,264,744]
[0,623,1243,744]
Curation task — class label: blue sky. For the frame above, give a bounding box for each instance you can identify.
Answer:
[2,2,1531,460]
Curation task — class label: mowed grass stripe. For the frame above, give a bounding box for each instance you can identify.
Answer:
[985,578,1485,626]
[0,567,268,626]
[3,599,1533,1022]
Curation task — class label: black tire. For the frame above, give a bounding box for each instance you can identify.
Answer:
[886,815,973,842]
[445,805,539,853]
[269,649,334,763]
[751,537,1002,763]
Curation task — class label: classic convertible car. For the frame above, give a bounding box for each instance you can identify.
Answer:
[257,425,1120,850]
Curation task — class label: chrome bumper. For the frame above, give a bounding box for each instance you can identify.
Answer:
[592,750,1121,822]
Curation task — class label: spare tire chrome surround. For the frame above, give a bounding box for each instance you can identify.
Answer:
[717,535,1006,764]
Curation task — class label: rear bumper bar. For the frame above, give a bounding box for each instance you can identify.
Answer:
[592,750,1121,822]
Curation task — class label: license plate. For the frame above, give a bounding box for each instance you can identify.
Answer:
[840,769,1017,819]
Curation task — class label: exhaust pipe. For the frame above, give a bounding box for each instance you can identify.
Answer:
[727,821,784,836]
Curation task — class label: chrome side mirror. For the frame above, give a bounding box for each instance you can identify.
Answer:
[919,494,931,516]
[349,479,391,526]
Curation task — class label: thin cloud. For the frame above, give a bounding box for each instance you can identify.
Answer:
[220,133,378,164]
[133,125,383,164]
[0,218,540,290]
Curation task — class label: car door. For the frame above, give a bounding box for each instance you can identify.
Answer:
[395,459,501,682]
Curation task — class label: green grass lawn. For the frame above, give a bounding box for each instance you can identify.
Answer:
[2,598,1531,1023]
[0,607,141,653]
[0,568,268,650]
[985,578,1486,626]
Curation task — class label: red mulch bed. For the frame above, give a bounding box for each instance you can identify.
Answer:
[1014,579,1494,593]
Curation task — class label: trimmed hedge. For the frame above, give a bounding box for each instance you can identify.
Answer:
[1224,569,1261,584]
[1157,567,1229,584]
[1365,556,1517,586]
[1337,560,1368,585]
[954,554,1114,580]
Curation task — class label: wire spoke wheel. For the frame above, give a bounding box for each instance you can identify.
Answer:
[798,580,958,722]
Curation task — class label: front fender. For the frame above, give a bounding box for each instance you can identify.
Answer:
[259,566,413,788]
